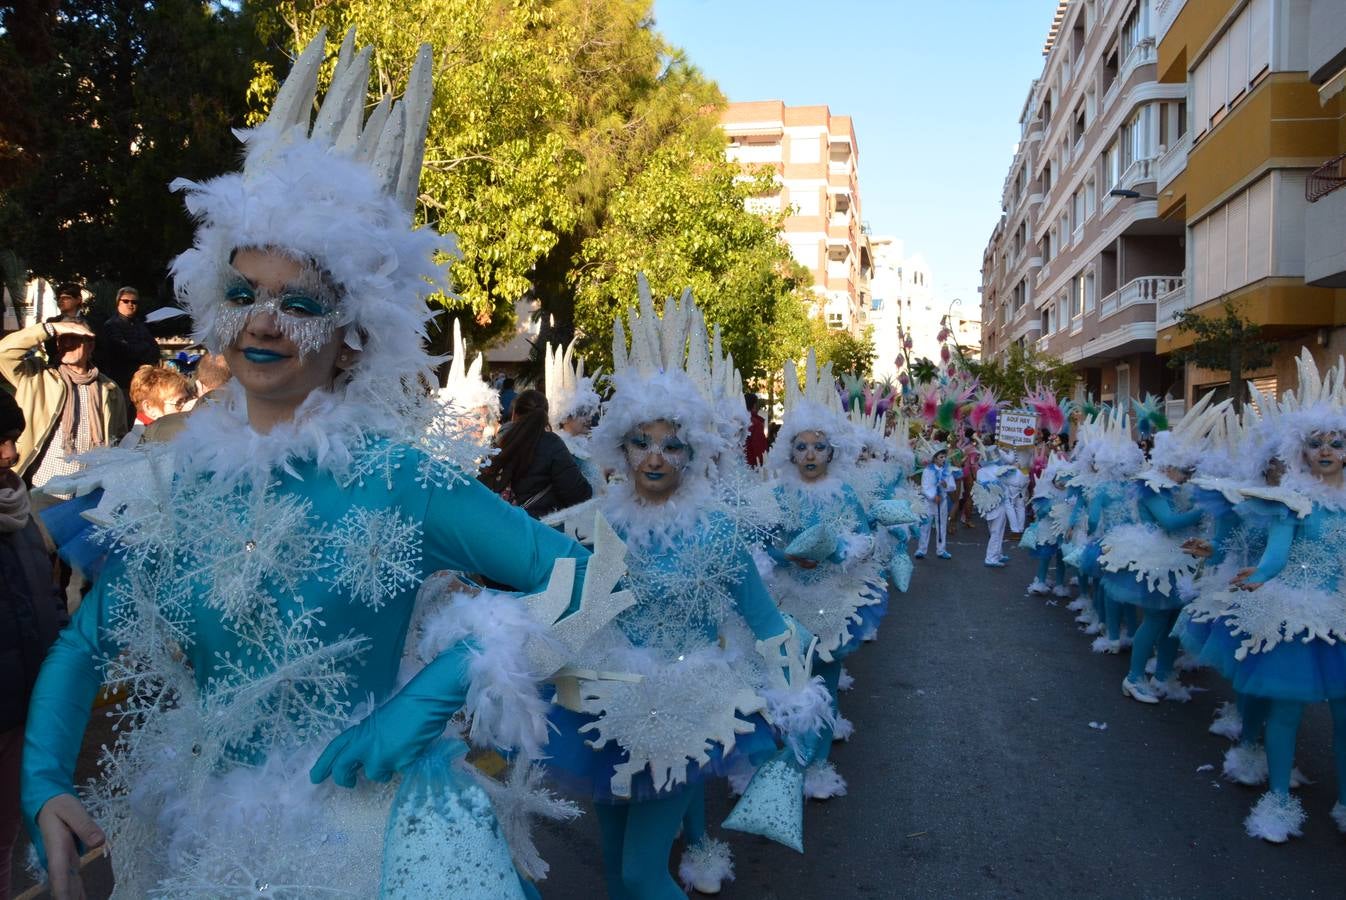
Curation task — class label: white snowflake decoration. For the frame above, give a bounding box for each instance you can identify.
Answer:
[323,507,423,610]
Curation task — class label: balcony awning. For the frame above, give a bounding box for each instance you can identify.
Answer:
[1320,65,1346,105]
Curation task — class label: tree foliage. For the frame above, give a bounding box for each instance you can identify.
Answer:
[250,0,819,376]
[816,327,876,378]
[958,343,1077,405]
[1167,300,1276,411]
[0,1,264,302]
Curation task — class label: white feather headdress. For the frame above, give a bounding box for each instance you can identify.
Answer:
[544,334,601,427]
[1080,405,1144,476]
[590,275,726,481]
[438,318,499,420]
[1147,392,1229,474]
[766,348,860,473]
[169,28,454,399]
[1256,349,1346,478]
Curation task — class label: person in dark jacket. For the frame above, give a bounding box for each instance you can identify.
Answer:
[0,389,66,897]
[95,286,161,407]
[479,388,592,518]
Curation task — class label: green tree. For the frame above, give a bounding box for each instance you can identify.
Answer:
[0,1,264,306]
[909,357,938,385]
[1167,300,1276,412]
[817,327,876,378]
[572,127,817,379]
[958,343,1077,405]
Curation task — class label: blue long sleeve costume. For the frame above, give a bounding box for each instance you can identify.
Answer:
[21,446,588,894]
[580,514,790,900]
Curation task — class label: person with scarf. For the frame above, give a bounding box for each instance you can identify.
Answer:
[0,390,67,898]
[0,319,127,500]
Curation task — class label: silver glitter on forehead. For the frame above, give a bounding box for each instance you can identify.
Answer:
[212,264,345,359]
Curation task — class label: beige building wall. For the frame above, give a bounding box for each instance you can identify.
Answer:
[722,100,869,335]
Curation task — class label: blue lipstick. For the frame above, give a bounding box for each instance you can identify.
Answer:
[242,348,289,364]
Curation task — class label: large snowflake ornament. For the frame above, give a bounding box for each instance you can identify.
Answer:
[1098,523,1200,595]
[323,507,423,610]
[578,649,764,797]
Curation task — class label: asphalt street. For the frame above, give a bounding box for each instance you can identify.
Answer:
[12,526,1346,898]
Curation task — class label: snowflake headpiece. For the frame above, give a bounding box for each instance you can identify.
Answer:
[1086,406,1144,476]
[708,323,750,446]
[544,334,601,428]
[437,318,499,421]
[766,348,861,474]
[590,275,725,482]
[1147,392,1229,474]
[1255,349,1346,478]
[169,29,454,399]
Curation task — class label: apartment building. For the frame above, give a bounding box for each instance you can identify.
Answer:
[871,236,978,380]
[721,101,870,335]
[1155,0,1346,402]
[981,0,1188,405]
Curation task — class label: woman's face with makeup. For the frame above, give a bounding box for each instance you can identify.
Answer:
[220,248,348,411]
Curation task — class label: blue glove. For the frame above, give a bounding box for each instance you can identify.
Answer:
[311,643,473,788]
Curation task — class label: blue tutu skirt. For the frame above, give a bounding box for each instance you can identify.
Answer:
[1028,539,1061,561]
[1190,620,1346,703]
[1102,570,1186,611]
[541,701,781,804]
[38,490,108,580]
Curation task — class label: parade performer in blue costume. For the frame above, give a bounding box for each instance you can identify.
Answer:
[20,32,599,898]
[1024,454,1074,596]
[542,286,829,898]
[761,351,883,799]
[1104,395,1227,704]
[916,443,958,559]
[1071,410,1142,652]
[546,335,604,493]
[1176,404,1299,787]
[1184,351,1346,842]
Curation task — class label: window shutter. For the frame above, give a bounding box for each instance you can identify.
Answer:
[1209,38,1228,124]
[1208,206,1227,298]
[1226,191,1248,290]
[1227,8,1250,100]
[1246,175,1272,281]
[1249,0,1271,78]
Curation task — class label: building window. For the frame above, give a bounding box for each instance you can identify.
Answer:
[826,311,845,329]
[1191,0,1271,141]
[1084,270,1096,313]
[1191,173,1275,305]
[872,296,883,311]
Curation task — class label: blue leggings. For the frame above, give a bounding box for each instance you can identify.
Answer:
[1127,608,1179,682]
[1105,597,1138,642]
[1035,550,1066,585]
[681,782,707,846]
[809,657,844,766]
[1264,698,1346,804]
[1237,694,1271,748]
[1089,577,1105,621]
[596,791,697,900]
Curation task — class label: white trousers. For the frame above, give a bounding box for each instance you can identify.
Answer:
[984,508,1007,564]
[918,496,948,555]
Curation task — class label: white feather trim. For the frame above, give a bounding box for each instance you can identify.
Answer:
[678,838,735,893]
[415,590,554,760]
[802,761,847,799]
[763,675,836,763]
[1244,791,1305,842]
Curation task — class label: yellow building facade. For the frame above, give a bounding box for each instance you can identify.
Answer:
[1155,0,1346,400]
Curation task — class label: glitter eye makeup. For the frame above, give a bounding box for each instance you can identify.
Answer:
[622,432,692,470]
[214,266,343,358]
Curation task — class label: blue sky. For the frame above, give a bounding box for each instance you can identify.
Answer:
[651,0,1059,314]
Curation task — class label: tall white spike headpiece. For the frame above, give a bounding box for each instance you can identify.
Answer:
[544,332,601,428]
[590,276,726,481]
[1147,392,1230,474]
[438,319,499,421]
[169,28,455,400]
[766,348,861,473]
[1262,348,1346,478]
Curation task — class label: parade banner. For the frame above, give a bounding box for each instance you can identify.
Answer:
[997,409,1037,447]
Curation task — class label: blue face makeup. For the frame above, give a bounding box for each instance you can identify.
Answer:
[216,265,343,358]
[622,431,692,470]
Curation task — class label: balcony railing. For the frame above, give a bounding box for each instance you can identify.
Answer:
[1036,335,1051,353]
[1155,278,1191,327]
[1100,275,1184,320]
[1103,37,1158,114]
[1156,132,1191,191]
[1307,153,1346,202]
[1119,156,1155,190]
